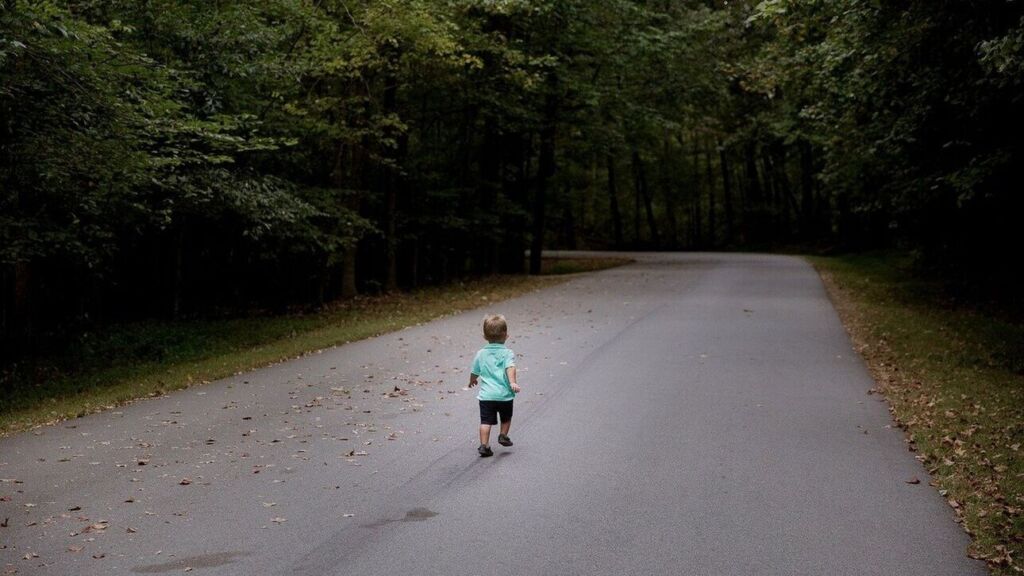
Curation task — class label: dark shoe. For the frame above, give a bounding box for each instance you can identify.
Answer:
[498,434,513,447]
[478,444,493,457]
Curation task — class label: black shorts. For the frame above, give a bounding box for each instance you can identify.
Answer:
[479,400,514,425]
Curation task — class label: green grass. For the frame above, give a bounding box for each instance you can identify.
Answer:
[810,252,1024,573]
[538,256,634,275]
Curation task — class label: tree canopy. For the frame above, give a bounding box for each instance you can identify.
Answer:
[3,0,1021,347]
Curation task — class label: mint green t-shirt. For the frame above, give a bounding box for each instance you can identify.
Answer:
[471,343,516,402]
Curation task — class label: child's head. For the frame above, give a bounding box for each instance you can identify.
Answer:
[483,314,508,343]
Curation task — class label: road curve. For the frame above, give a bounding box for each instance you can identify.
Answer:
[1,253,983,575]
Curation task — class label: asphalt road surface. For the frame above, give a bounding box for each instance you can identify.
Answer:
[1,253,984,575]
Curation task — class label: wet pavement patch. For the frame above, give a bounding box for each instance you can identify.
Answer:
[403,507,438,521]
[362,507,439,529]
[131,551,247,573]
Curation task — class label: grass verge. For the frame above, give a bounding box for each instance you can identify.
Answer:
[810,252,1024,574]
[538,256,633,275]
[0,256,629,436]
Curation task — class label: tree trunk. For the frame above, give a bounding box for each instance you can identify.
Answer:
[660,139,678,248]
[760,154,777,242]
[381,70,401,292]
[719,141,734,244]
[799,139,816,239]
[333,142,360,298]
[632,149,660,248]
[689,203,699,248]
[662,183,678,250]
[744,142,763,240]
[704,137,717,248]
[772,144,796,239]
[340,246,357,298]
[481,118,501,274]
[409,243,419,288]
[734,160,747,245]
[12,262,31,347]
[172,227,184,318]
[562,185,577,250]
[501,133,528,274]
[530,108,556,275]
[0,266,9,347]
[693,198,703,248]
[606,154,624,247]
[691,135,703,247]
[384,180,397,291]
[633,156,641,245]
[1,68,19,347]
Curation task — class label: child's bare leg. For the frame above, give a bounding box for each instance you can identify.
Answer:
[479,424,491,445]
[499,419,512,437]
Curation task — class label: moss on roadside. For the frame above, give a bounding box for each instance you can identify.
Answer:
[811,252,1024,574]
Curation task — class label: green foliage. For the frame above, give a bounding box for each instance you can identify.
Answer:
[2,0,1019,345]
[749,0,1023,271]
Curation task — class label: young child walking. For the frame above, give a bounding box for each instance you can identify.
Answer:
[468,314,520,457]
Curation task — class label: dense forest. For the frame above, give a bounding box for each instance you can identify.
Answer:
[2,0,1022,353]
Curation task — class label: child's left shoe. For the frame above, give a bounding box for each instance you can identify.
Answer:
[497,434,513,447]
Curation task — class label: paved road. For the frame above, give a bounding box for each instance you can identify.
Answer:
[1,253,983,575]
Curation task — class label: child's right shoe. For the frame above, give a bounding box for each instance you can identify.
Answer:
[478,444,493,457]
[497,434,513,447]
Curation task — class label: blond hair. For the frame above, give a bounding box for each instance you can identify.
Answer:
[483,314,508,342]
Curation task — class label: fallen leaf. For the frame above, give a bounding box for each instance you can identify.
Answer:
[271,517,287,524]
[179,478,192,486]
[82,522,108,533]
[905,477,921,484]
[68,506,81,511]
[67,546,84,553]
[92,553,105,559]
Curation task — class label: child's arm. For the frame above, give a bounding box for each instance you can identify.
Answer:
[506,366,520,393]
[468,373,479,388]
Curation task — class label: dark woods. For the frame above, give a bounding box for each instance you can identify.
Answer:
[2,0,1022,356]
